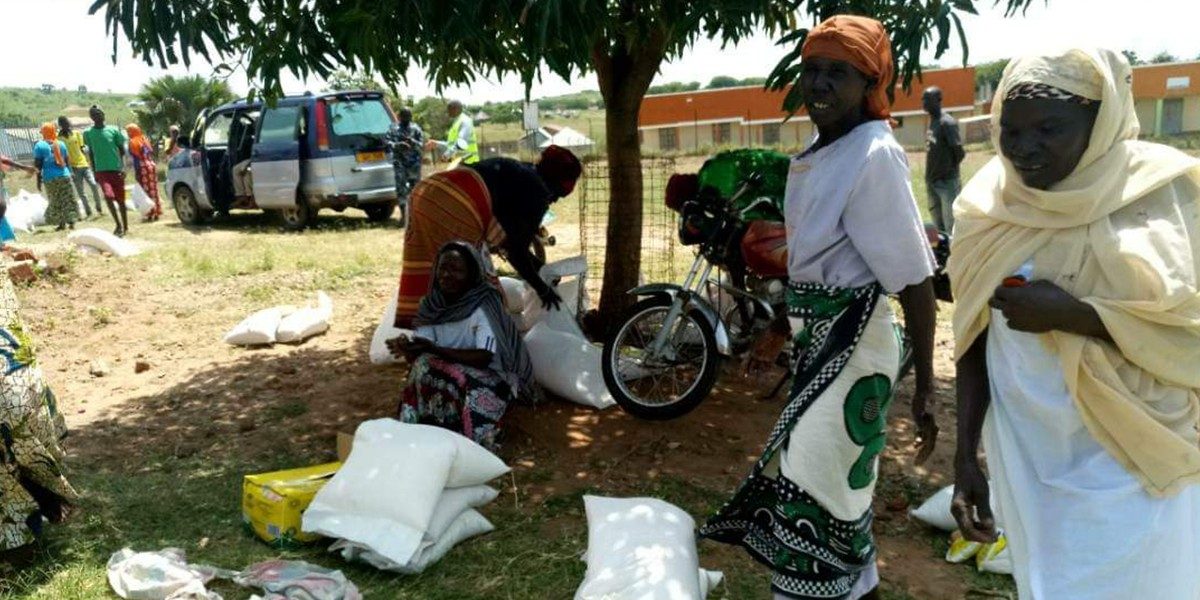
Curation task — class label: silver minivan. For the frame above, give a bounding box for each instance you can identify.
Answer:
[166,91,398,230]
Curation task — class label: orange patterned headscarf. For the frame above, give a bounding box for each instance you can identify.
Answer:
[40,123,65,167]
[126,124,151,159]
[801,15,895,121]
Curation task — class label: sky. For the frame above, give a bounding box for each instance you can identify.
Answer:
[4,0,1198,102]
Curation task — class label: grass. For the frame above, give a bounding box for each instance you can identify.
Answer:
[1,455,765,599]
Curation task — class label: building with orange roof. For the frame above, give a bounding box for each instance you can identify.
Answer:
[637,67,977,152]
[1131,61,1200,137]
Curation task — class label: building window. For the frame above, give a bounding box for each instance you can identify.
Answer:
[762,123,781,146]
[658,128,678,151]
[713,122,732,145]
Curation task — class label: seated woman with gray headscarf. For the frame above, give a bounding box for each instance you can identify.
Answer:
[388,241,536,450]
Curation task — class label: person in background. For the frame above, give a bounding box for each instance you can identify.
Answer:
[0,185,78,553]
[425,100,478,165]
[393,145,582,328]
[923,86,964,233]
[389,107,425,211]
[33,124,78,231]
[701,16,938,600]
[126,124,163,222]
[949,47,1200,600]
[82,106,130,237]
[164,124,183,159]
[57,116,101,219]
[0,155,37,246]
[390,241,536,450]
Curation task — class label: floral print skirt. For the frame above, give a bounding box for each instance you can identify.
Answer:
[397,354,512,450]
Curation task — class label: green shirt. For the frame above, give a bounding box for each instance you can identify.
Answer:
[82,126,126,173]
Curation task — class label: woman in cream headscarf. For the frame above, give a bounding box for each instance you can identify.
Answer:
[949,48,1200,599]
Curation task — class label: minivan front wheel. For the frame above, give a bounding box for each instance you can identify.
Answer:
[278,201,313,231]
[172,185,210,226]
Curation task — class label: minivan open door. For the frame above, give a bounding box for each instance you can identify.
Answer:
[251,105,304,210]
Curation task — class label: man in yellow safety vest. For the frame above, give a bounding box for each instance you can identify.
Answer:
[426,100,479,165]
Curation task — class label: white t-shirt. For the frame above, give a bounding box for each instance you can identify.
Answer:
[784,120,936,293]
[415,307,501,373]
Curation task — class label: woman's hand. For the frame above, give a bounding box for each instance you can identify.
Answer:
[951,459,998,543]
[387,335,434,360]
[989,280,1112,340]
[538,285,562,311]
[911,390,939,466]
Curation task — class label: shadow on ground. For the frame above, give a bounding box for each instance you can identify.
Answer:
[5,320,972,599]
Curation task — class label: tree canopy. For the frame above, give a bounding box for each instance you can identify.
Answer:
[92,0,1038,316]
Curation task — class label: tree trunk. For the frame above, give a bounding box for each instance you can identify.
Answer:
[592,31,667,323]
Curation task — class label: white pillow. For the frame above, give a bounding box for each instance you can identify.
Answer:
[426,485,499,541]
[910,484,1002,532]
[524,323,615,410]
[576,495,720,600]
[331,509,495,575]
[224,306,294,346]
[302,421,508,566]
[276,292,333,343]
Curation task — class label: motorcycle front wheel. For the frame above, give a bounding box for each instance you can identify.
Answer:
[602,296,722,420]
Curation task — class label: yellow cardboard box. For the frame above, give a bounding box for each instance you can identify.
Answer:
[242,462,340,547]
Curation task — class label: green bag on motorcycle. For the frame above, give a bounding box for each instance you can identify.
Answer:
[696,149,790,222]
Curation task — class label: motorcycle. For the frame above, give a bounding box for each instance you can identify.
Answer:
[601,171,951,421]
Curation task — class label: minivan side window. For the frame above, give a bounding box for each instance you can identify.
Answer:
[258,106,302,144]
[203,112,236,147]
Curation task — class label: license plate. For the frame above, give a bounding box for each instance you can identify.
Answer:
[356,150,386,163]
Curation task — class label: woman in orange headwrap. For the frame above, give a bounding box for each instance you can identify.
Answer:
[126,124,162,221]
[701,16,938,600]
[33,123,79,230]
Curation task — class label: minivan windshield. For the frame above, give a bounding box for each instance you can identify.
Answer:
[327,98,393,149]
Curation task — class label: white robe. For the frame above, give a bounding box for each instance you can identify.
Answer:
[984,311,1200,600]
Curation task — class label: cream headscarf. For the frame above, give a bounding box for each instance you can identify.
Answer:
[948,48,1200,497]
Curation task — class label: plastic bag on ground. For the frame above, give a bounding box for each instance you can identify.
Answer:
[68,228,140,258]
[301,420,509,567]
[235,560,362,600]
[369,289,411,365]
[910,484,1002,532]
[524,322,615,410]
[975,532,1013,575]
[576,495,723,600]
[107,548,233,600]
[276,292,333,343]
[224,306,295,346]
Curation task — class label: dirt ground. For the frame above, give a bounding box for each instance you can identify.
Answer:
[7,198,1007,598]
